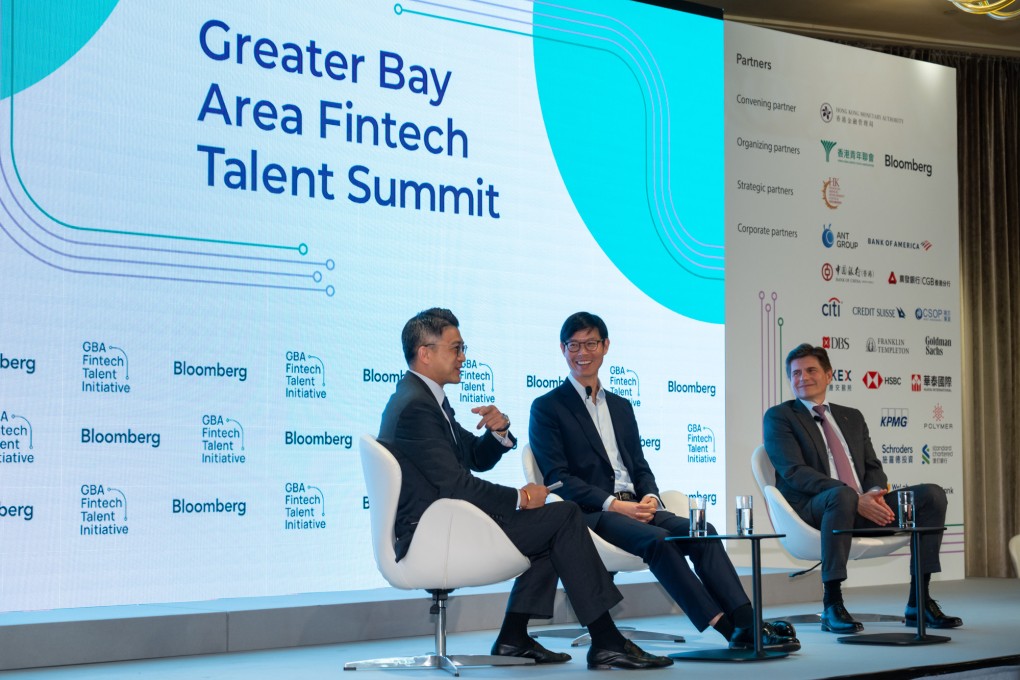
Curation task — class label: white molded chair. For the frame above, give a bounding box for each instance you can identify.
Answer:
[750,444,909,623]
[521,444,685,646]
[1009,535,1020,578]
[344,435,535,676]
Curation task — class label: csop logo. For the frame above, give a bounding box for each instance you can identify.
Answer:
[821,297,842,317]
[916,308,952,323]
[862,371,883,389]
[822,224,835,248]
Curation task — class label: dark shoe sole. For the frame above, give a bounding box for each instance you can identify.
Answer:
[821,622,863,634]
[904,617,962,629]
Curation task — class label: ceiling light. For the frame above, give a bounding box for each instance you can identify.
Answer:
[948,0,1020,20]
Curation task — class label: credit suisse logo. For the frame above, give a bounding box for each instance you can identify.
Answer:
[862,371,883,389]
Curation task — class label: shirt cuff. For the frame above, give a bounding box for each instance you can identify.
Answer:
[601,495,616,511]
[490,430,513,447]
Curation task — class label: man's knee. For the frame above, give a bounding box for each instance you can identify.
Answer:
[920,484,948,516]
[821,486,859,524]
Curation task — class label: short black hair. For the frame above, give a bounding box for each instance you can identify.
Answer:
[785,343,833,378]
[560,312,609,344]
[401,308,459,365]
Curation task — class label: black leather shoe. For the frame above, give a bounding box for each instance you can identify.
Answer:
[587,640,674,670]
[768,620,798,639]
[729,622,801,652]
[821,603,864,633]
[491,639,571,664]
[904,599,963,629]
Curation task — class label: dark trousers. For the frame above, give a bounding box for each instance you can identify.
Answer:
[798,483,947,583]
[501,501,622,626]
[592,509,750,631]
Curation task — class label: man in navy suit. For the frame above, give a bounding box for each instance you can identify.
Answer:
[378,308,672,669]
[529,311,797,651]
[763,343,962,633]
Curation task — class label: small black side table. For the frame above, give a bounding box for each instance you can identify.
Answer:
[664,533,790,662]
[833,526,950,646]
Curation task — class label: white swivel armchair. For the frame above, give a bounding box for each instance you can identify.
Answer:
[1009,535,1020,578]
[750,444,909,623]
[520,444,685,646]
[344,435,535,676]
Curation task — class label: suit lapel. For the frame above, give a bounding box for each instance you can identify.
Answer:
[557,381,611,465]
[792,400,832,475]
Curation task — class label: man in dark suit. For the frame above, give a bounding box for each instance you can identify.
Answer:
[763,343,962,633]
[529,312,798,652]
[378,308,672,670]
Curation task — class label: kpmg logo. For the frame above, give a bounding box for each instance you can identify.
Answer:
[822,224,835,248]
[821,297,842,317]
[880,408,909,427]
[822,177,844,209]
[862,371,883,389]
[823,336,850,350]
[821,140,837,162]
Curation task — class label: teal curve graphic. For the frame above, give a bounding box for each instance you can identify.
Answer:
[397,0,724,323]
[0,0,334,294]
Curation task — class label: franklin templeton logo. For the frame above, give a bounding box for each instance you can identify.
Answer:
[866,337,908,354]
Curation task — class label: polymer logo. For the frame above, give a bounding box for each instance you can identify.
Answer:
[862,371,883,389]
[822,224,835,247]
[821,140,837,162]
[924,403,954,431]
[822,177,844,209]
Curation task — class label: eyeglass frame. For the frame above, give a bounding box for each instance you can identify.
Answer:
[564,338,605,353]
[422,341,468,355]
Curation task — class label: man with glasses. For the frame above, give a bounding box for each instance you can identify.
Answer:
[378,308,672,670]
[530,311,798,652]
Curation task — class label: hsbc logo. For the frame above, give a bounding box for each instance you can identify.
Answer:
[884,375,903,386]
[822,297,842,317]
[911,374,922,392]
[880,408,909,427]
[823,336,850,350]
[863,371,883,389]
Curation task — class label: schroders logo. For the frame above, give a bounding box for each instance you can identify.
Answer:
[881,444,914,465]
[823,336,850,350]
[821,297,842,317]
[862,371,883,389]
[822,224,835,248]
[880,408,909,427]
[822,177,844,209]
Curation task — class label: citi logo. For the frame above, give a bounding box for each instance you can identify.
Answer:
[911,374,922,391]
[822,297,842,317]
[880,408,909,427]
[863,371,883,389]
[823,336,850,350]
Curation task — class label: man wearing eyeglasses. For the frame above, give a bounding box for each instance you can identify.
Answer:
[378,308,673,670]
[530,312,798,652]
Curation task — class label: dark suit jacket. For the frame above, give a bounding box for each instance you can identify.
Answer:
[378,372,517,560]
[762,399,887,514]
[529,380,658,517]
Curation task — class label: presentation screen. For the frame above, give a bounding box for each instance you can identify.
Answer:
[0,0,725,610]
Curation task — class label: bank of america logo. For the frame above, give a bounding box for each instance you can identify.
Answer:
[821,140,837,162]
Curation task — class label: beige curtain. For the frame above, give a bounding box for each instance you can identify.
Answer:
[847,46,1020,577]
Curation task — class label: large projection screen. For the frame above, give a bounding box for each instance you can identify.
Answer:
[0,0,725,610]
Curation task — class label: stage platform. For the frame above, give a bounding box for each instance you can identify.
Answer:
[1,577,1018,678]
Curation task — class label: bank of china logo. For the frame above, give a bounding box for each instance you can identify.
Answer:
[820,102,833,123]
[922,444,931,464]
[862,371,883,389]
[821,140,837,162]
[821,262,834,281]
[822,178,843,209]
[822,224,835,248]
[911,374,922,391]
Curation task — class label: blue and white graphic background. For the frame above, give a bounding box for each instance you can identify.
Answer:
[0,0,725,610]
